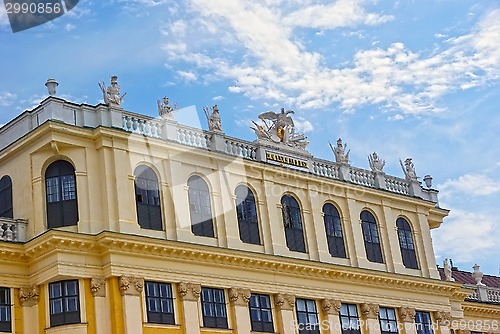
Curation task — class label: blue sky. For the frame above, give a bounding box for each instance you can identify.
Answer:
[1,0,499,276]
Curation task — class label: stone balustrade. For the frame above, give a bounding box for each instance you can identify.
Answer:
[0,217,28,242]
[0,96,440,204]
[465,284,500,304]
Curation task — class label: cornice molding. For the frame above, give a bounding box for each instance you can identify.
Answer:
[462,302,500,316]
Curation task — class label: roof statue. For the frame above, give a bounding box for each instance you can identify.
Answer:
[98,75,126,107]
[368,152,385,172]
[157,96,176,120]
[203,104,223,132]
[329,138,349,164]
[472,264,485,286]
[251,107,309,150]
[400,157,417,180]
[443,258,455,281]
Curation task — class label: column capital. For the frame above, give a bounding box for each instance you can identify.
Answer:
[229,288,251,306]
[274,293,296,311]
[398,307,416,322]
[178,282,202,301]
[361,303,380,319]
[119,276,144,296]
[433,311,451,324]
[90,277,106,297]
[19,285,40,307]
[320,299,341,315]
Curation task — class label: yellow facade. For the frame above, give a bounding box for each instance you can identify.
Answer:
[0,96,498,334]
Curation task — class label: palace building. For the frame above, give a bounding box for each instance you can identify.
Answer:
[0,77,498,334]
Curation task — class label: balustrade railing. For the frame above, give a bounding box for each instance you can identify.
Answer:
[385,175,410,195]
[465,284,500,304]
[349,167,376,188]
[177,125,210,149]
[225,138,257,160]
[311,160,340,179]
[122,112,162,138]
[0,218,27,242]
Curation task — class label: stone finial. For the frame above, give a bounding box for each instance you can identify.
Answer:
[400,158,417,180]
[19,285,40,307]
[157,96,176,119]
[360,303,380,319]
[330,138,350,164]
[98,75,126,107]
[398,307,416,322]
[228,288,251,306]
[90,277,106,297]
[443,258,455,282]
[274,293,296,311]
[368,152,385,172]
[204,105,223,132]
[178,282,202,301]
[433,311,451,324]
[320,299,341,315]
[472,264,485,286]
[45,78,58,96]
[119,276,144,296]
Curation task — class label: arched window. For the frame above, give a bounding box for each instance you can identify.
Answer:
[281,194,306,253]
[323,203,346,258]
[0,176,13,218]
[46,160,78,228]
[397,218,418,269]
[134,166,162,231]
[235,185,260,245]
[360,210,383,263]
[188,175,214,238]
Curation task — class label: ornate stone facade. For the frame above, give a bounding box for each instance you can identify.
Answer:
[360,303,380,319]
[119,276,144,296]
[398,307,416,322]
[274,293,296,311]
[19,285,39,307]
[228,288,251,306]
[90,277,106,297]
[320,299,342,315]
[178,282,202,301]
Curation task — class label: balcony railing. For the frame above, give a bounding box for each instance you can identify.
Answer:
[0,97,440,203]
[0,217,28,242]
[465,284,500,304]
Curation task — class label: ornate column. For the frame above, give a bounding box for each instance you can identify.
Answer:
[361,303,381,334]
[119,276,144,334]
[434,311,452,334]
[229,288,252,332]
[321,299,342,334]
[178,282,202,334]
[19,285,40,334]
[274,293,296,334]
[398,307,417,334]
[91,277,110,334]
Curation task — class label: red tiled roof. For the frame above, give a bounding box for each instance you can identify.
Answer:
[438,267,500,288]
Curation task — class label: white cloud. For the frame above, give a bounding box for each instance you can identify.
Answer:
[160,2,500,116]
[439,173,500,197]
[212,95,224,101]
[176,70,197,82]
[0,1,9,28]
[294,116,314,133]
[433,209,498,263]
[284,0,393,29]
[0,92,16,107]
[65,23,76,32]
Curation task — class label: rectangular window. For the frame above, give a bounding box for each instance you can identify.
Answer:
[49,280,80,327]
[0,288,11,333]
[296,298,319,334]
[379,307,398,334]
[145,282,175,325]
[340,303,361,334]
[201,288,228,329]
[415,311,434,334]
[46,177,61,203]
[61,175,76,200]
[249,294,274,333]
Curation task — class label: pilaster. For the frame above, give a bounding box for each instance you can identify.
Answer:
[91,277,110,334]
[321,299,342,334]
[434,311,452,334]
[361,303,381,334]
[19,285,40,334]
[398,307,417,334]
[229,288,252,333]
[275,293,296,334]
[178,282,202,334]
[119,276,144,334]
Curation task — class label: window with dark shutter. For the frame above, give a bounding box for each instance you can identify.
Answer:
[0,176,12,219]
[0,287,11,332]
[134,166,163,231]
[281,194,306,253]
[415,311,434,334]
[296,298,320,334]
[188,176,214,238]
[340,303,361,334]
[45,161,78,228]
[145,281,175,324]
[322,203,346,258]
[360,210,383,263]
[249,294,274,333]
[235,185,260,245]
[49,280,80,327]
[201,287,228,329]
[379,307,399,334]
[397,218,419,269]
